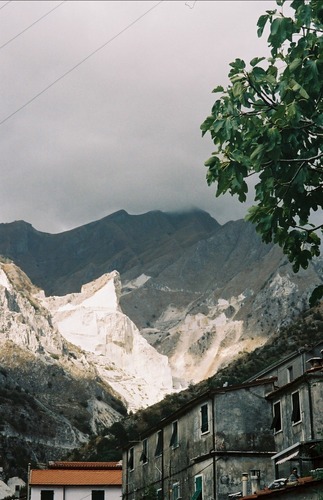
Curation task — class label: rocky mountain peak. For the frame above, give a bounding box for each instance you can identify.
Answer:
[0,209,322,480]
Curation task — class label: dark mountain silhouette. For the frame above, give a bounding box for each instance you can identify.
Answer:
[0,209,219,296]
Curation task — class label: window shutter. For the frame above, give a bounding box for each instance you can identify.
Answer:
[128,447,134,469]
[170,422,178,447]
[41,491,54,500]
[201,404,208,433]
[155,431,163,456]
[271,402,281,431]
[92,491,104,500]
[140,439,148,463]
[291,392,300,422]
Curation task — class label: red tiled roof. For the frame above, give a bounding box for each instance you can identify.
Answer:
[29,469,122,486]
[243,476,323,498]
[48,461,122,470]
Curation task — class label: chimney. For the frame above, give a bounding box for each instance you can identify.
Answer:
[242,473,248,497]
[250,469,260,493]
[307,357,323,370]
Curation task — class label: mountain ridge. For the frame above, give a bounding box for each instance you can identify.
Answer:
[0,259,175,478]
[0,209,322,481]
[0,209,321,387]
[0,209,219,296]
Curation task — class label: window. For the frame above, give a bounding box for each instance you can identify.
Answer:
[200,403,209,433]
[92,492,104,500]
[155,430,163,456]
[140,438,148,464]
[291,391,301,423]
[170,420,179,448]
[271,401,282,433]
[193,475,203,500]
[287,366,294,382]
[172,482,180,500]
[41,491,54,500]
[128,446,134,470]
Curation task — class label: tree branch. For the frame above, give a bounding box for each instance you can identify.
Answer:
[246,74,277,109]
[280,152,323,163]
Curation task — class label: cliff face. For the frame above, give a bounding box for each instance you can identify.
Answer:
[0,210,322,478]
[119,220,321,386]
[40,271,173,411]
[0,210,321,389]
[0,263,124,477]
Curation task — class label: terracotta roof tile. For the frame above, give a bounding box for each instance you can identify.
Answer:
[48,462,121,469]
[243,476,323,498]
[29,469,122,486]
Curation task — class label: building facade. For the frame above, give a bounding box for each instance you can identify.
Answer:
[122,341,323,499]
[29,462,122,500]
[122,379,277,499]
[247,341,323,479]
[267,363,323,479]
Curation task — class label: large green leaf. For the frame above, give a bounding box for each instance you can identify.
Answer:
[202,0,323,306]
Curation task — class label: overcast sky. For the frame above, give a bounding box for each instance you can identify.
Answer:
[1,0,278,233]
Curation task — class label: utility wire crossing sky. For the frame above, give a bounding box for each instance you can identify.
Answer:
[1,0,276,233]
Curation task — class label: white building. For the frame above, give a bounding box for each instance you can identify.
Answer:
[29,462,122,500]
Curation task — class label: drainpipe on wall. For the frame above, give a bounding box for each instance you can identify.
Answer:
[306,380,314,441]
[212,396,216,500]
[162,436,165,500]
[27,463,31,500]
[301,350,306,375]
[125,449,129,500]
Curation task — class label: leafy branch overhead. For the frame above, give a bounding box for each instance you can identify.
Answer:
[201,0,323,306]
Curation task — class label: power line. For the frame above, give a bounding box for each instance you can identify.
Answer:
[0,0,164,127]
[0,1,66,51]
[0,1,12,11]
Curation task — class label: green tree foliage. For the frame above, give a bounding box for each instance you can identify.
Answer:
[201,0,323,306]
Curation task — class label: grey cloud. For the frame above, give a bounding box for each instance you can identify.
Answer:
[1,0,276,233]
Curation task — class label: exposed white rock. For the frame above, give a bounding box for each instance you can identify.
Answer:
[0,268,11,290]
[0,262,173,414]
[155,292,268,387]
[123,273,151,291]
[269,272,297,297]
[42,271,174,411]
[168,306,244,385]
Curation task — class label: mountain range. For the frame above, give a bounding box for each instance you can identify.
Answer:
[0,209,322,479]
[1,210,321,383]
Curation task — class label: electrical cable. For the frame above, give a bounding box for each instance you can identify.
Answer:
[0,1,66,51]
[0,1,12,11]
[0,0,163,127]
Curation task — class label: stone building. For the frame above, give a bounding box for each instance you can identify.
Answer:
[122,379,277,499]
[122,341,323,499]
[247,341,323,479]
